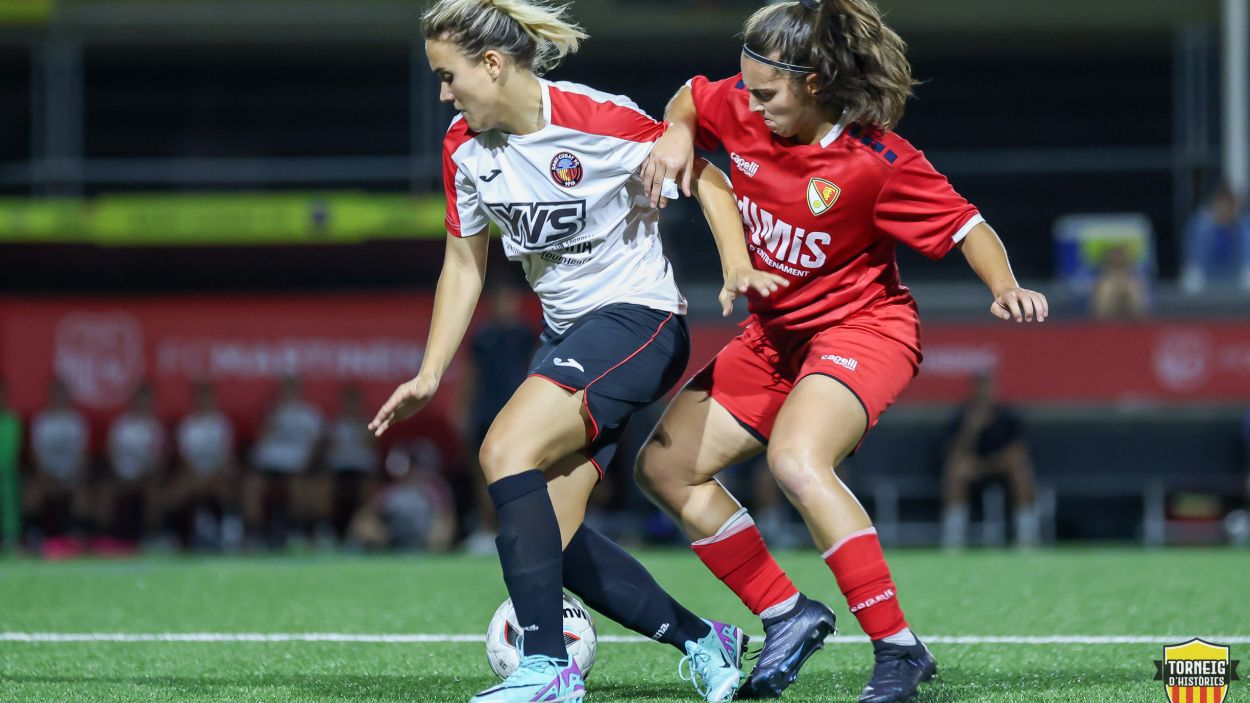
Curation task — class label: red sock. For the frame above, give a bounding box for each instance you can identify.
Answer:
[692,521,798,616]
[823,528,908,640]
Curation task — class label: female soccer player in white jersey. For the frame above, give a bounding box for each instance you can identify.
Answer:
[367,2,787,702]
[636,1,1049,701]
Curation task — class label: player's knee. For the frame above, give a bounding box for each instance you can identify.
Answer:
[478,434,531,483]
[634,442,688,507]
[766,446,824,505]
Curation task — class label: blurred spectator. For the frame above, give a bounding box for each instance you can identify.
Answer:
[0,382,20,552]
[99,383,165,553]
[247,375,324,548]
[169,381,239,550]
[348,438,455,551]
[323,384,378,541]
[23,379,91,558]
[1090,243,1149,320]
[461,283,538,552]
[1181,183,1250,294]
[941,372,1040,549]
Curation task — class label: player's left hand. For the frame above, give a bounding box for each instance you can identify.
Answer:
[720,267,790,316]
[991,287,1048,323]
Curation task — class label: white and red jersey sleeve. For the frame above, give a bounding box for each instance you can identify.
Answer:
[873,150,983,260]
[548,81,666,174]
[442,115,488,238]
[686,74,738,152]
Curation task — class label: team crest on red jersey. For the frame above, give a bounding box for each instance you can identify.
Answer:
[550,152,583,188]
[807,178,841,216]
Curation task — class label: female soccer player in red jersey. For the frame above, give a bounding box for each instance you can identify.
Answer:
[636,1,1048,701]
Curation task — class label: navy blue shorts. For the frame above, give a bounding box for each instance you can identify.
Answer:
[528,303,690,475]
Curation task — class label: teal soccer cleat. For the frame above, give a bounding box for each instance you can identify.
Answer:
[470,653,585,703]
[678,620,748,702]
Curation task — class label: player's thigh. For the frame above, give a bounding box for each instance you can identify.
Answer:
[769,374,868,493]
[479,376,591,482]
[544,453,600,548]
[637,387,763,492]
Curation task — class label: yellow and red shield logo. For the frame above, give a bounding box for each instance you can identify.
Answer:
[806,178,841,216]
[1155,639,1240,703]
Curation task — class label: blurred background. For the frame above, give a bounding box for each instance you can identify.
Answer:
[1,0,1248,559]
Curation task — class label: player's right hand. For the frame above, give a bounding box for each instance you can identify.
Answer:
[719,267,790,316]
[368,373,439,436]
[642,125,695,209]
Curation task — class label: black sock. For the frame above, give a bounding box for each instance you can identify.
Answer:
[562,525,710,652]
[488,470,566,660]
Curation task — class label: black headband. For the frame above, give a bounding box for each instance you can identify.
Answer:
[799,0,821,9]
[742,44,815,73]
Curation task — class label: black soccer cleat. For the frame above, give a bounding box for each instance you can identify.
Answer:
[738,594,837,699]
[857,638,938,703]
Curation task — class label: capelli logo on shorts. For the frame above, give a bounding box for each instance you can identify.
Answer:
[821,354,858,372]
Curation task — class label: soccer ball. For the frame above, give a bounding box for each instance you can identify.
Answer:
[485,592,598,679]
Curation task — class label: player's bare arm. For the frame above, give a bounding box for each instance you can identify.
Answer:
[369,229,489,436]
[688,159,790,316]
[958,222,1049,323]
[642,86,697,207]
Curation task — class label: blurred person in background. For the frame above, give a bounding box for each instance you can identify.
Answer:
[1180,182,1250,294]
[247,374,324,549]
[461,281,538,553]
[169,381,240,550]
[637,0,1049,698]
[347,438,456,552]
[1089,243,1149,320]
[23,378,91,558]
[99,383,166,554]
[323,384,378,542]
[0,382,21,553]
[941,371,1039,549]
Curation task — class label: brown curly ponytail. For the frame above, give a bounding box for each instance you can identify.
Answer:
[742,0,915,131]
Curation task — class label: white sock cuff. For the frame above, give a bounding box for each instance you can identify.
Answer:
[691,508,754,546]
[821,527,878,560]
[759,592,801,620]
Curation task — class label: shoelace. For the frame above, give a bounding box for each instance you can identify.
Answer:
[677,646,714,698]
[514,654,565,680]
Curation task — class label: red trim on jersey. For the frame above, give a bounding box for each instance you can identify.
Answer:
[548,87,666,144]
[441,117,477,237]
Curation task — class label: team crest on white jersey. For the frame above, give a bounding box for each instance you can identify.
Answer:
[807,178,841,216]
[550,152,583,187]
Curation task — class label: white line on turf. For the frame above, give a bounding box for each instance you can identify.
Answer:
[2,633,1249,644]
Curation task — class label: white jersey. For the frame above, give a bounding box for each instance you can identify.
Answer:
[443,79,686,333]
[177,411,234,476]
[108,413,165,481]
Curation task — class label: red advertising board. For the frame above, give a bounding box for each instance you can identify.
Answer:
[3,295,1248,445]
[687,320,1250,406]
[0,294,463,445]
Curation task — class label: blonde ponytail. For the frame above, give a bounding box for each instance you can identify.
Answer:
[421,0,587,75]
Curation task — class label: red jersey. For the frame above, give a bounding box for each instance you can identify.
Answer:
[689,74,983,333]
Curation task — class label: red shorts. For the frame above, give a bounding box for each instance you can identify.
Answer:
[690,299,922,443]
